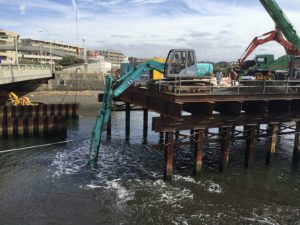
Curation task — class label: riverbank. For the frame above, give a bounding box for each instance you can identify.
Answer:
[26,91,102,110]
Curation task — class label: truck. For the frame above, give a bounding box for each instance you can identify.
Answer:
[239,0,300,80]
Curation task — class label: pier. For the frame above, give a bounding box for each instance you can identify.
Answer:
[101,79,300,180]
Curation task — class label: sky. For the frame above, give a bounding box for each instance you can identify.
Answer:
[1,0,300,62]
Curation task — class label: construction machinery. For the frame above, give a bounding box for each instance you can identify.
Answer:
[239,0,300,80]
[6,92,38,106]
[89,49,202,165]
[289,56,300,78]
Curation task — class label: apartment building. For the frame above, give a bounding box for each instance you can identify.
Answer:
[98,49,128,68]
[0,29,85,65]
[0,29,20,64]
[21,39,85,64]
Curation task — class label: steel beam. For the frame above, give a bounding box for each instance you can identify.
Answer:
[268,100,291,113]
[214,101,242,116]
[119,90,182,120]
[219,127,231,171]
[293,122,300,163]
[143,109,148,140]
[244,125,256,168]
[152,114,300,133]
[194,129,204,176]
[125,102,130,139]
[265,123,278,164]
[243,101,267,114]
[183,102,214,116]
[164,132,173,180]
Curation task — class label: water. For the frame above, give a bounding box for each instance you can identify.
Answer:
[1,110,300,225]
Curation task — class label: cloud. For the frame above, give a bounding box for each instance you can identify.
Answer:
[97,0,121,7]
[129,0,167,4]
[1,0,300,62]
[19,4,26,15]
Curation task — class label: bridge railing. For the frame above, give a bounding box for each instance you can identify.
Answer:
[0,64,52,85]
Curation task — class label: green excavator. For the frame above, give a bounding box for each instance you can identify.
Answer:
[88,49,201,165]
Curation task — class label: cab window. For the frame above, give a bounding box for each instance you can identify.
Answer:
[187,51,195,67]
[170,51,186,74]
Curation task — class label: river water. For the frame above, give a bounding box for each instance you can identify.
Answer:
[1,110,300,225]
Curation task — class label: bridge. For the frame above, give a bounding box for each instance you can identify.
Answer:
[0,64,52,85]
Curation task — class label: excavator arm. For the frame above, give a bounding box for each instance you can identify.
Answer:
[238,29,300,66]
[88,61,165,166]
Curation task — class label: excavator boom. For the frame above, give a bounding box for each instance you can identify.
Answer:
[88,61,165,166]
[239,29,300,66]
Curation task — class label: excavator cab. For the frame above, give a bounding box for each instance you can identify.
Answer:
[289,56,300,78]
[164,49,197,78]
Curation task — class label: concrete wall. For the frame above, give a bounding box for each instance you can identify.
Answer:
[0,64,52,85]
[62,61,112,74]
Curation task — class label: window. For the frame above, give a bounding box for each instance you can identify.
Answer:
[187,51,195,67]
[256,57,266,64]
[169,51,186,74]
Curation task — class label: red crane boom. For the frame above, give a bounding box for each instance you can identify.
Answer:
[238,29,300,66]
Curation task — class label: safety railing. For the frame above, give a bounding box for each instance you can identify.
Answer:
[151,77,300,95]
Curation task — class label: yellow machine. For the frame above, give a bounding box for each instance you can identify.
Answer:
[143,57,166,80]
[6,92,38,106]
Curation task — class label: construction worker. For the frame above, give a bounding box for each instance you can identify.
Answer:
[230,69,237,86]
[216,68,223,88]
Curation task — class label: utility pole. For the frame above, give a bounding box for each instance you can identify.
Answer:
[82,38,86,62]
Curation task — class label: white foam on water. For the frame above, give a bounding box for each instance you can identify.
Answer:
[174,175,223,194]
[241,208,281,225]
[104,179,135,203]
[50,139,90,178]
[173,175,197,184]
[159,187,193,207]
[203,180,223,194]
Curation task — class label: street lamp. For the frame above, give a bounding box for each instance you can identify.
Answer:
[82,38,86,62]
[38,29,52,70]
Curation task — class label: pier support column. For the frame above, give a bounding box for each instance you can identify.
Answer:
[265,123,278,165]
[194,129,204,176]
[245,125,255,168]
[175,131,179,140]
[143,109,148,140]
[164,132,174,180]
[293,121,300,163]
[107,115,111,139]
[125,102,130,139]
[159,115,165,143]
[219,127,231,172]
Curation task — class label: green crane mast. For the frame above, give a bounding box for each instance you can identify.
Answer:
[259,0,300,49]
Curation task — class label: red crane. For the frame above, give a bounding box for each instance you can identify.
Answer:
[238,28,300,66]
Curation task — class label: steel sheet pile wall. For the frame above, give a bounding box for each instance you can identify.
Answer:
[0,104,79,138]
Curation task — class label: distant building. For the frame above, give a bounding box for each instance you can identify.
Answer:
[21,39,85,64]
[0,28,86,65]
[98,49,128,68]
[128,57,143,64]
[0,29,20,64]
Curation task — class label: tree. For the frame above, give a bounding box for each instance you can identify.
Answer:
[57,56,84,66]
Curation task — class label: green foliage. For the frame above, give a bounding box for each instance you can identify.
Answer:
[19,59,41,65]
[57,56,83,66]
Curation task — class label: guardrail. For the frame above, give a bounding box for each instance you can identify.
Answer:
[152,78,300,95]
